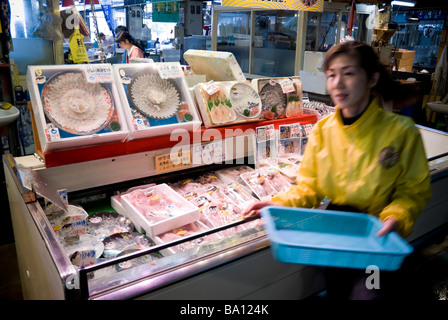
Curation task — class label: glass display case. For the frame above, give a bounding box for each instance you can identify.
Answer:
[4,123,448,300]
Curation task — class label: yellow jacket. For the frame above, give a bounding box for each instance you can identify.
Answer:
[272,98,432,237]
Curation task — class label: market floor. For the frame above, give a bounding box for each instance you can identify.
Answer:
[1,234,448,301]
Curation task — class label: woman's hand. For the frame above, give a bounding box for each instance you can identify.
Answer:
[243,200,277,218]
[376,217,399,237]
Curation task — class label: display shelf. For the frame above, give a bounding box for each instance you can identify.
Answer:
[35,114,317,168]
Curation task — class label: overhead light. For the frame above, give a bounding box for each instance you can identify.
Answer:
[378,4,386,12]
[391,1,416,7]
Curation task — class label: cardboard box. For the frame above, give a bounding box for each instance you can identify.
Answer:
[393,49,415,60]
[395,58,414,72]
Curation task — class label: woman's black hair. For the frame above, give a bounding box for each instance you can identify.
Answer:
[115,31,145,52]
[322,41,420,105]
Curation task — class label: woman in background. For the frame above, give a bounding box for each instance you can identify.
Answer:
[115,31,144,62]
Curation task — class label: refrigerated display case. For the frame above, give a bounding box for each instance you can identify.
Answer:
[4,122,448,300]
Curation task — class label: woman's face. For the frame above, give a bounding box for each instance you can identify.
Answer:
[325,54,378,118]
[118,40,131,50]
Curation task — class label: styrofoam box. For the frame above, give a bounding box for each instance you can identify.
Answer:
[184,49,246,82]
[112,62,202,140]
[299,70,328,95]
[27,64,129,153]
[193,80,262,128]
[251,76,304,119]
[120,184,200,238]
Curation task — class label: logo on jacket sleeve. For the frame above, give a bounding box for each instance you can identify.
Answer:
[379,146,399,169]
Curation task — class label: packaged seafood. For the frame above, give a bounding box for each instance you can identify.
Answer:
[155,221,222,255]
[120,183,200,237]
[251,77,303,120]
[86,211,135,241]
[193,80,262,128]
[113,62,201,140]
[26,64,129,152]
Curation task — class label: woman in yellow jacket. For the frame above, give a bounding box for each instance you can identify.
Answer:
[244,41,432,300]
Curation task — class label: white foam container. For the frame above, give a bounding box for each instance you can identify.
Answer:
[120,183,200,238]
[27,64,129,153]
[193,80,262,128]
[112,62,201,140]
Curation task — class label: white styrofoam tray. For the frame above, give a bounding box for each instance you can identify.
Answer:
[120,183,200,238]
[27,64,129,153]
[113,62,201,140]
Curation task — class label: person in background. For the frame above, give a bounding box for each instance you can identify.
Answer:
[115,31,144,62]
[93,32,114,55]
[243,41,432,300]
[115,25,129,63]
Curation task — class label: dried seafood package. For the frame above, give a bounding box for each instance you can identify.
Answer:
[113,63,201,140]
[27,64,129,152]
[194,80,262,128]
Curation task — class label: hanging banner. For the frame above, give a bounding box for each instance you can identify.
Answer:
[222,0,324,11]
[152,1,181,23]
[100,0,115,36]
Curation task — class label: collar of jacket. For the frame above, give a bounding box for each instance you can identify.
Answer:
[334,97,383,132]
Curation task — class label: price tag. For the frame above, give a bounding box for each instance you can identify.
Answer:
[157,62,184,79]
[278,78,296,94]
[85,65,113,83]
[155,149,191,173]
[202,80,221,96]
[290,123,302,139]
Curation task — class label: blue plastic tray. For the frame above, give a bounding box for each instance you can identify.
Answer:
[261,206,413,271]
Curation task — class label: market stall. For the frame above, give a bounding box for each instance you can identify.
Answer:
[4,52,448,300]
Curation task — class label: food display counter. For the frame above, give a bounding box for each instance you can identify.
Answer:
[4,123,448,300]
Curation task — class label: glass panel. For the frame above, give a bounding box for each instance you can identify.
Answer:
[252,11,297,77]
[306,11,341,52]
[216,11,251,73]
[10,0,41,39]
[391,10,446,71]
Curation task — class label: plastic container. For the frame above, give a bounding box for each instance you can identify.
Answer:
[261,206,413,271]
[121,184,200,238]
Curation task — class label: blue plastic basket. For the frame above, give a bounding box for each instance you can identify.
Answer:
[261,206,413,271]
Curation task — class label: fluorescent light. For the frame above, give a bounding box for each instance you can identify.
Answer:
[391,1,416,7]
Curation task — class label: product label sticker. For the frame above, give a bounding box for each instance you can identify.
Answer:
[45,124,61,141]
[157,62,184,79]
[290,123,302,139]
[133,118,149,130]
[202,80,221,96]
[70,249,96,267]
[85,65,113,83]
[278,78,296,94]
